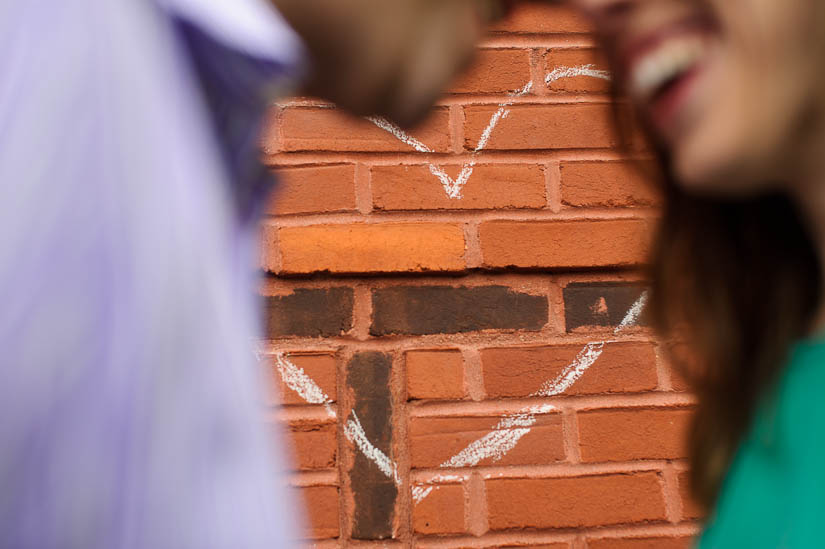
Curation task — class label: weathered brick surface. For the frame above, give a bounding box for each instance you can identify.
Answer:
[286,420,337,471]
[347,352,397,540]
[481,342,658,398]
[480,219,651,269]
[278,223,466,275]
[262,3,696,546]
[486,472,667,530]
[409,413,564,468]
[544,49,610,94]
[268,164,357,216]
[464,104,617,151]
[279,107,450,152]
[563,282,649,331]
[371,164,545,211]
[270,353,337,405]
[293,485,340,540]
[412,483,466,535]
[560,161,660,208]
[264,288,353,338]
[577,407,692,462]
[406,350,465,401]
[371,285,548,336]
[449,48,532,94]
[587,536,694,549]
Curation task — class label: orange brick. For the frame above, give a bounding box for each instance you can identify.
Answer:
[561,161,660,208]
[278,223,466,274]
[491,4,592,34]
[406,350,465,401]
[269,353,337,406]
[293,485,340,539]
[413,483,466,535]
[280,107,450,152]
[486,472,667,530]
[577,407,692,462]
[501,545,569,549]
[479,219,652,269]
[409,413,564,468]
[464,104,617,151]
[587,536,694,549]
[678,471,705,520]
[268,164,357,215]
[449,49,532,94]
[545,48,610,94]
[371,164,545,211]
[286,421,337,471]
[481,342,658,398]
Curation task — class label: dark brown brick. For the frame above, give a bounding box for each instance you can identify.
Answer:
[563,283,648,331]
[371,286,547,336]
[265,288,353,338]
[347,352,397,539]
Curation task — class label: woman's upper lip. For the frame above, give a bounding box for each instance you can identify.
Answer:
[617,14,716,79]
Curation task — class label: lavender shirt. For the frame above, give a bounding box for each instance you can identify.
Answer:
[0,0,305,546]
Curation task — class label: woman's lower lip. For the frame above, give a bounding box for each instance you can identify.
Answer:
[647,63,705,140]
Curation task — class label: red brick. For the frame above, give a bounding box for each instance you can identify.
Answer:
[371,164,545,211]
[278,223,466,274]
[286,421,337,471]
[371,285,548,336]
[678,471,705,520]
[587,536,694,549]
[267,164,357,215]
[501,545,569,549]
[280,107,450,152]
[413,483,466,535]
[563,283,649,331]
[486,472,667,530]
[545,49,610,94]
[270,353,337,406]
[293,485,339,539]
[409,413,564,468]
[491,4,592,34]
[406,350,465,401]
[449,49,532,94]
[561,161,660,208]
[464,104,617,151]
[578,408,692,462]
[265,288,354,338]
[480,219,652,269]
[481,342,658,398]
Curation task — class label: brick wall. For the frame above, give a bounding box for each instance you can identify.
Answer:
[260,4,701,548]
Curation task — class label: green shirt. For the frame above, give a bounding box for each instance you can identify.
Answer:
[699,339,825,548]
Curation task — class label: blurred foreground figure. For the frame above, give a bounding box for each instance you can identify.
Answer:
[0,0,504,546]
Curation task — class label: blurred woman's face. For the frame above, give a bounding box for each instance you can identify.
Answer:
[568,0,825,193]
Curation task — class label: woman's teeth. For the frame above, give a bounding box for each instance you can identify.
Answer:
[630,36,706,101]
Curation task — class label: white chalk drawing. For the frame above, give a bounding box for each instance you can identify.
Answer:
[343,411,402,485]
[410,292,647,504]
[269,292,647,506]
[272,352,336,418]
[545,64,611,86]
[368,81,533,199]
[269,64,641,508]
[368,65,611,200]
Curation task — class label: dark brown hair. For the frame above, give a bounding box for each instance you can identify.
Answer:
[647,170,821,509]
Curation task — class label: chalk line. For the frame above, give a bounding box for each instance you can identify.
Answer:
[368,65,611,200]
[367,82,532,200]
[344,411,401,485]
[410,292,647,505]
[272,352,335,418]
[545,64,611,85]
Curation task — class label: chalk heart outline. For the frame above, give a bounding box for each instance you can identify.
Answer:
[368,64,610,200]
